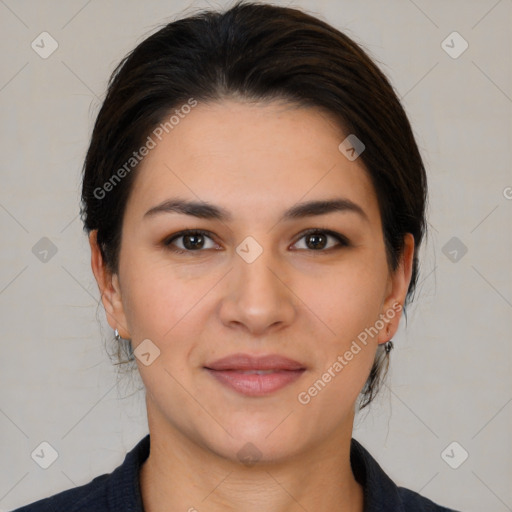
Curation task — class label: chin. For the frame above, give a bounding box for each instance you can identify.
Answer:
[195,414,312,466]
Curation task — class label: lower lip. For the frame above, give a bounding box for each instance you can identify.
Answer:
[205,369,305,396]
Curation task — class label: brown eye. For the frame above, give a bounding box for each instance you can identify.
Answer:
[305,233,328,250]
[164,229,218,253]
[293,229,349,252]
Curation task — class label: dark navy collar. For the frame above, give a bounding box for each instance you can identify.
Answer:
[350,437,406,511]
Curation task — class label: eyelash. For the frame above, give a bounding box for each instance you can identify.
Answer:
[163,228,350,255]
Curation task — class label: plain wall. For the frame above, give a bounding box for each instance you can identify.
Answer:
[1,1,511,511]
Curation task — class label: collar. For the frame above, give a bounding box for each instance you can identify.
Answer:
[350,437,406,511]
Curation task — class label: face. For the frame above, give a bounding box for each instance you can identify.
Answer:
[91,99,413,463]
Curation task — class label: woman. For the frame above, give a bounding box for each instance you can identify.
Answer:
[13,1,460,511]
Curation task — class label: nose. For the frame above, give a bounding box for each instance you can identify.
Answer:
[218,245,296,336]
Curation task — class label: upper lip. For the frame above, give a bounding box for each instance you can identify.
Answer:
[204,353,306,371]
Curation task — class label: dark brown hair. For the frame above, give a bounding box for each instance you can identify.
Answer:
[80,0,428,409]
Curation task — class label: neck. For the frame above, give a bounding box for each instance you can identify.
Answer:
[139,401,364,512]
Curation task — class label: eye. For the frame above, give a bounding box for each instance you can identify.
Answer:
[292,228,350,252]
[164,229,219,254]
[163,228,350,255]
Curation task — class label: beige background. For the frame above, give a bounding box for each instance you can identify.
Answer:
[1,1,511,510]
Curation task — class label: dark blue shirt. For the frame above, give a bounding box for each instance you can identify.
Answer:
[11,435,460,511]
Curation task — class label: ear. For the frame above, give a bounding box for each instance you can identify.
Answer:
[377,233,415,345]
[89,230,130,339]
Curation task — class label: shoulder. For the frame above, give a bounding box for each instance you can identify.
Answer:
[350,438,461,512]
[10,434,150,512]
[9,473,110,512]
[397,486,461,511]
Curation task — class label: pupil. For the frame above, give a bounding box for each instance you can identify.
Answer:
[184,234,203,250]
[308,234,326,250]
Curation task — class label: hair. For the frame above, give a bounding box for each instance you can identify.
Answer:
[80,0,428,410]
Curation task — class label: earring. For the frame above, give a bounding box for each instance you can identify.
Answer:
[384,340,394,353]
[115,329,130,342]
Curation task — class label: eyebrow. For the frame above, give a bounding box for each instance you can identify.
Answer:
[143,197,369,223]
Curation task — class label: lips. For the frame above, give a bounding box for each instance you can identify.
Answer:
[204,353,306,396]
[204,353,306,372]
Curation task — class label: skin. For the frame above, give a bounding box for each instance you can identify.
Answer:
[90,99,414,512]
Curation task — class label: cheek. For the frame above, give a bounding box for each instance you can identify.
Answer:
[295,270,384,407]
[119,261,178,339]
[314,261,388,342]
[299,259,387,392]
[120,257,219,344]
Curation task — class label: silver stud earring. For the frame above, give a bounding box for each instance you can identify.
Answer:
[115,329,132,343]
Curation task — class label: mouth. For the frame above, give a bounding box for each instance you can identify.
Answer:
[204,353,306,396]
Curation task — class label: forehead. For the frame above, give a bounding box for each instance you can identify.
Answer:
[124,99,381,227]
